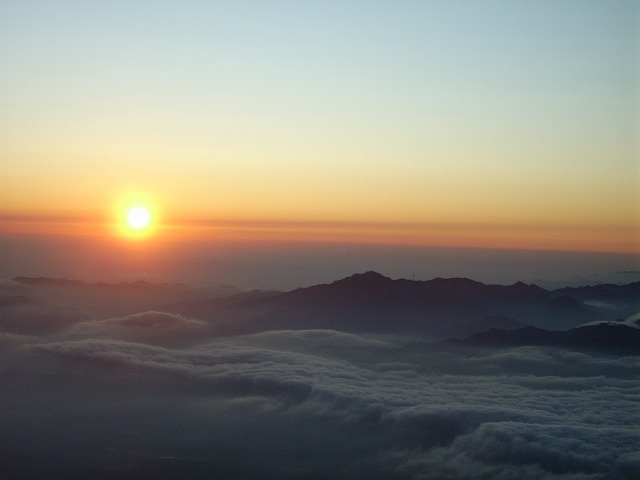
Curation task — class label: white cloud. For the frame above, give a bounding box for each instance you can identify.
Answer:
[3,319,638,479]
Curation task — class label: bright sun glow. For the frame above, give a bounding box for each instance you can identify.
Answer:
[127,206,151,229]
[113,193,158,240]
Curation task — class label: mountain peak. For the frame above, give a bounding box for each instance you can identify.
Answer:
[510,281,544,289]
[354,271,390,280]
[336,271,392,284]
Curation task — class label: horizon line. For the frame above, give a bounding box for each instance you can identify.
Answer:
[1,212,638,255]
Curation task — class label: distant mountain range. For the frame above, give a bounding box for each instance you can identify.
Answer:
[5,276,243,318]
[534,270,640,289]
[168,271,640,337]
[454,323,640,352]
[4,272,639,347]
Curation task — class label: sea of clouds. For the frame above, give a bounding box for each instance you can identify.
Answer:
[1,305,638,479]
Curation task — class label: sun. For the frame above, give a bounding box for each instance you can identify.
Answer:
[127,206,151,230]
[119,203,155,238]
[113,193,159,239]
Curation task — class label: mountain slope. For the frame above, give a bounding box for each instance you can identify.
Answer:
[171,272,620,335]
[458,323,640,352]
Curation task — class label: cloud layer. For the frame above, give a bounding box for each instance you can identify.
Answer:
[2,277,639,479]
[64,311,206,346]
[1,313,637,479]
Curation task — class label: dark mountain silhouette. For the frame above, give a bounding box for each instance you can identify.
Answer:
[13,276,192,291]
[553,281,640,303]
[440,316,525,339]
[10,276,245,318]
[169,289,282,312]
[12,277,86,287]
[534,271,640,289]
[169,271,628,336]
[457,323,640,352]
[551,282,640,320]
[11,272,639,339]
[261,272,549,333]
[12,276,250,296]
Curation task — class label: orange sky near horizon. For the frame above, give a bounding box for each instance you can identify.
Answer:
[0,210,637,255]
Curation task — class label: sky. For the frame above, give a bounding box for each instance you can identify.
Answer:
[1,0,639,285]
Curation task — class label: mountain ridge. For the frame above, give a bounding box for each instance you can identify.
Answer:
[8,272,640,339]
[168,271,639,335]
[455,323,640,352]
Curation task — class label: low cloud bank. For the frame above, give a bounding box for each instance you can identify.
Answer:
[0,313,636,479]
[64,311,206,346]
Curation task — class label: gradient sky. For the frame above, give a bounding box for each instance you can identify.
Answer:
[1,0,639,253]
